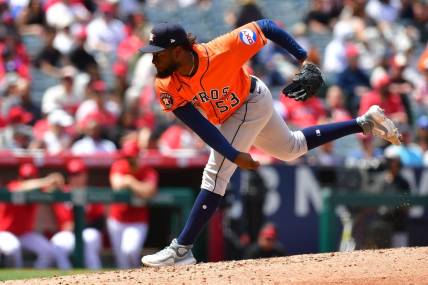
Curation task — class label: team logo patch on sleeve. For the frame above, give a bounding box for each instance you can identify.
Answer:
[160,93,174,110]
[239,29,257,45]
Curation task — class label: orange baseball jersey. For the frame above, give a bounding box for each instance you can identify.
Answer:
[155,21,267,124]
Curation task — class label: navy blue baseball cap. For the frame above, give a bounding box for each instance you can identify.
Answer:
[139,23,188,53]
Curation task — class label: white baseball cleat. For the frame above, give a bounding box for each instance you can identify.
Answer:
[357,105,402,145]
[141,239,196,267]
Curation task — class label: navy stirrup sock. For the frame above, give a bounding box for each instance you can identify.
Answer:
[302,119,362,150]
[177,189,222,245]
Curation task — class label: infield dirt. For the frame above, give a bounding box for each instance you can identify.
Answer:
[3,247,428,285]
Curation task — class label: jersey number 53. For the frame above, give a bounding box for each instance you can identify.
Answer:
[194,87,241,113]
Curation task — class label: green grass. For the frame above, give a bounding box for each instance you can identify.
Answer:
[0,269,95,281]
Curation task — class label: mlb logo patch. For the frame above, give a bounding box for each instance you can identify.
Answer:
[239,29,257,45]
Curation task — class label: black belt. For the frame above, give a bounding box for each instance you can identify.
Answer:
[250,76,257,93]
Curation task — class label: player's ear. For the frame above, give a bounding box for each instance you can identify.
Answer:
[171,46,185,57]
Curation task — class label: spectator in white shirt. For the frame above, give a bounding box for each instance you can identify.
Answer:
[43,109,74,155]
[365,0,401,24]
[71,112,117,155]
[75,80,120,126]
[46,0,90,30]
[125,53,156,105]
[45,1,89,55]
[41,66,83,115]
[323,20,354,74]
[86,2,125,53]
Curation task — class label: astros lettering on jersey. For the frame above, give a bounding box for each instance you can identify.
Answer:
[155,22,267,124]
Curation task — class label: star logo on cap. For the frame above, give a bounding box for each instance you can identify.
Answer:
[149,33,154,42]
[170,39,176,43]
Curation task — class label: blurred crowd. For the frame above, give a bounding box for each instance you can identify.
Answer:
[0,0,426,170]
[0,0,427,268]
[237,0,428,170]
[0,0,208,160]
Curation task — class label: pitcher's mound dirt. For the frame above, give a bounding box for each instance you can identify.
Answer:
[4,247,428,285]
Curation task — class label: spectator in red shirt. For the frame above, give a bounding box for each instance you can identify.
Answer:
[0,32,31,80]
[0,162,68,268]
[107,139,158,268]
[75,80,121,128]
[158,120,207,156]
[359,74,408,124]
[117,11,145,63]
[50,158,104,269]
[0,106,34,150]
[279,93,327,128]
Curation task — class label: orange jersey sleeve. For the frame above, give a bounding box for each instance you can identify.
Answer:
[154,21,267,124]
[155,77,188,112]
[206,21,267,68]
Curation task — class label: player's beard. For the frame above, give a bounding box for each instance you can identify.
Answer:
[156,62,179,78]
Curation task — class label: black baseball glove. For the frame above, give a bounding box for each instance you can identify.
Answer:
[282,63,324,101]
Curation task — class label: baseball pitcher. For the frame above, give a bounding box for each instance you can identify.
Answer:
[139,19,401,267]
